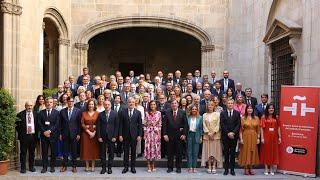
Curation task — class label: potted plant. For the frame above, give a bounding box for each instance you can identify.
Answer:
[0,89,16,175]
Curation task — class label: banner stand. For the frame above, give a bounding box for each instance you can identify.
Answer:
[278,170,316,178]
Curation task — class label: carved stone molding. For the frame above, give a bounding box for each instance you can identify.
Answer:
[75,43,89,50]
[58,38,70,46]
[0,1,22,15]
[289,36,301,60]
[201,45,215,52]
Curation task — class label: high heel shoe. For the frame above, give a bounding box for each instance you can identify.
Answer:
[249,168,255,175]
[147,161,152,173]
[244,168,250,175]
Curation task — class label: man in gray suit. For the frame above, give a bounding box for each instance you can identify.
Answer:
[120,83,133,104]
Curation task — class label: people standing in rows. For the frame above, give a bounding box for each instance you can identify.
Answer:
[220,99,240,176]
[187,105,203,173]
[163,100,188,173]
[38,97,60,173]
[260,104,281,176]
[16,101,38,173]
[238,104,260,175]
[119,97,143,174]
[80,99,100,172]
[59,97,81,173]
[144,101,162,172]
[97,100,119,174]
[201,101,222,174]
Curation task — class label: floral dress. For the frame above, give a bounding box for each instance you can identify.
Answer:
[144,111,162,160]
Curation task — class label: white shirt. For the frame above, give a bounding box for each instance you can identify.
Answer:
[26,111,35,134]
[190,117,197,132]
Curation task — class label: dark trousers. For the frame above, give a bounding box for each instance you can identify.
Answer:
[100,138,115,169]
[20,135,36,169]
[41,138,57,168]
[167,136,183,169]
[123,136,137,168]
[222,138,237,170]
[62,136,78,167]
[116,139,123,154]
[161,137,167,158]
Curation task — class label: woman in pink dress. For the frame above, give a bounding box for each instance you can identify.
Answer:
[144,100,162,172]
[234,94,246,117]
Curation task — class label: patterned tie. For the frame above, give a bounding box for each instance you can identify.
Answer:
[27,113,32,134]
[173,111,177,121]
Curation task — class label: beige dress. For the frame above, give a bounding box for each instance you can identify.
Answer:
[201,112,223,167]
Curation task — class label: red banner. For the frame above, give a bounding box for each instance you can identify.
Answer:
[278,86,319,177]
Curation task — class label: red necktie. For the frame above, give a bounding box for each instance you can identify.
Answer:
[173,111,177,121]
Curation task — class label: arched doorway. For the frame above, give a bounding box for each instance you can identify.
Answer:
[43,17,59,88]
[43,8,69,89]
[88,27,201,77]
[75,16,216,76]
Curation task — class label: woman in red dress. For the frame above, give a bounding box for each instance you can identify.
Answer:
[260,104,281,176]
[80,99,100,172]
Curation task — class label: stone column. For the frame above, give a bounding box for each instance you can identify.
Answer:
[201,44,224,78]
[58,38,70,84]
[0,0,22,101]
[75,43,89,75]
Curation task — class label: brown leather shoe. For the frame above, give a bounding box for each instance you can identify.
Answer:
[60,166,67,172]
[72,167,77,173]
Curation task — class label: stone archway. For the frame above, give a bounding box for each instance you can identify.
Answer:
[43,8,70,87]
[74,16,216,76]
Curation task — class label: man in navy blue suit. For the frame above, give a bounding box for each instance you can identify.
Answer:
[97,100,119,174]
[38,97,60,173]
[219,70,235,92]
[255,93,269,118]
[118,97,142,174]
[59,97,81,173]
[200,90,212,115]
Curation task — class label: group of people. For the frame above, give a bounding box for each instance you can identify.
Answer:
[15,67,281,176]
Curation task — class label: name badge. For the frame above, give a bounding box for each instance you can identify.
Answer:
[269,128,274,132]
[45,121,50,125]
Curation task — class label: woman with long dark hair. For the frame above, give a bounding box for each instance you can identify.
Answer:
[238,104,260,175]
[260,104,281,176]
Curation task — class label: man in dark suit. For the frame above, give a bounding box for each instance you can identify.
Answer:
[16,101,38,173]
[112,94,127,157]
[94,80,106,99]
[38,97,60,173]
[244,88,258,108]
[220,99,240,176]
[53,84,65,100]
[157,94,171,158]
[165,73,176,86]
[186,72,196,88]
[173,70,182,85]
[219,70,235,92]
[255,93,269,118]
[118,97,142,174]
[120,83,133,105]
[59,97,81,173]
[208,70,217,84]
[129,70,138,84]
[74,92,87,111]
[117,76,125,93]
[180,79,188,94]
[81,75,93,92]
[76,67,90,85]
[193,82,204,99]
[200,90,212,115]
[212,81,224,99]
[234,82,245,99]
[69,75,79,96]
[163,100,188,173]
[97,100,119,174]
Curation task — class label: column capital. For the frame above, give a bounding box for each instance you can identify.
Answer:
[75,43,89,50]
[58,38,70,46]
[201,44,215,52]
[0,1,22,15]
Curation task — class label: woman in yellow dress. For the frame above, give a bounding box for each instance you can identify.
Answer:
[238,104,260,175]
[201,101,223,174]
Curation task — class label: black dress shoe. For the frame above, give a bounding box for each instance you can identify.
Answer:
[176,168,181,173]
[100,168,106,174]
[137,153,142,158]
[167,168,173,173]
[223,169,229,175]
[122,167,129,174]
[29,167,36,172]
[20,169,26,173]
[131,168,136,174]
[107,168,112,174]
[50,167,55,173]
[230,170,236,176]
[41,168,47,173]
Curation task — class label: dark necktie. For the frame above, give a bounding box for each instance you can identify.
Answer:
[47,110,51,117]
[105,111,109,122]
[173,111,177,121]
[229,111,232,117]
[129,110,132,118]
